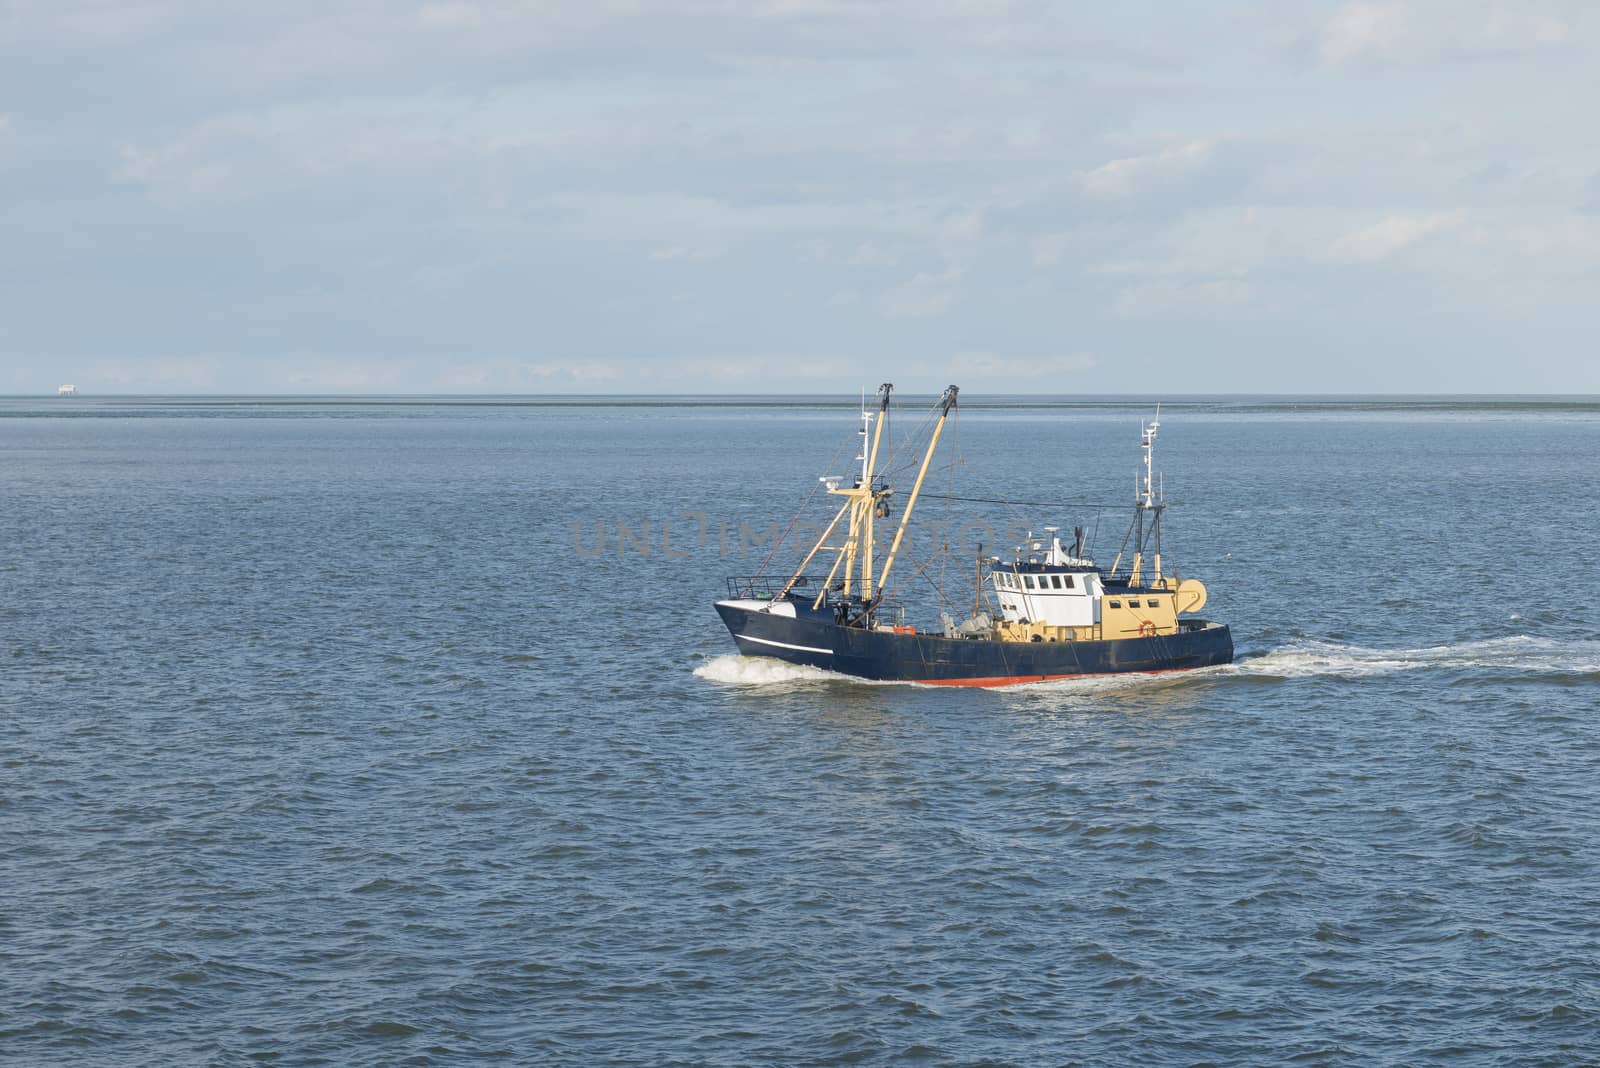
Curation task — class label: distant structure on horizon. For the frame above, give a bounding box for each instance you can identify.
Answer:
[57,384,78,396]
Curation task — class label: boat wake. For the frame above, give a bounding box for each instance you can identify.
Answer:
[1230,635,1600,681]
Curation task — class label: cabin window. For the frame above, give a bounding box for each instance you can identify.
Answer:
[1023,575,1035,589]
[1063,575,1075,589]
[1050,575,1062,589]
[1129,600,1142,608]
[1109,600,1122,609]
[1148,598,1161,608]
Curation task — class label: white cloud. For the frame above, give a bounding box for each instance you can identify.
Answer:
[846,243,898,267]
[521,361,626,386]
[691,354,854,384]
[649,245,724,261]
[283,363,403,390]
[1319,2,1405,64]
[953,351,1097,378]
[1114,279,1263,320]
[82,357,218,389]
[1031,233,1070,267]
[1319,1,1573,65]
[5,2,1600,392]
[1075,140,1215,199]
[883,265,962,318]
[1330,211,1463,262]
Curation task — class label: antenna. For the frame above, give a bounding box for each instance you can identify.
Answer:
[855,390,873,488]
[1139,410,1161,510]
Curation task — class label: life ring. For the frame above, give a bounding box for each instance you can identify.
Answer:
[1138,620,1157,638]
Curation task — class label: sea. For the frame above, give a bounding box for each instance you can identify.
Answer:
[2,394,1597,1066]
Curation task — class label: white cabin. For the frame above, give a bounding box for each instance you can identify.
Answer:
[993,566,1105,627]
[990,531,1104,627]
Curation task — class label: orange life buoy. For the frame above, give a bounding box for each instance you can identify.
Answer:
[1138,620,1157,638]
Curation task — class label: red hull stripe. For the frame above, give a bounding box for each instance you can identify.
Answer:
[917,667,1188,688]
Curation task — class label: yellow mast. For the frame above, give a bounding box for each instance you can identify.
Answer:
[782,383,959,624]
[874,385,958,605]
[828,384,892,601]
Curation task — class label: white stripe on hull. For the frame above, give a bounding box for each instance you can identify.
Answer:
[736,634,834,656]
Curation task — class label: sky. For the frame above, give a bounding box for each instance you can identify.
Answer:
[3,0,1599,394]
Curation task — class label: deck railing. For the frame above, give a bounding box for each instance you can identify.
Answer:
[723,575,821,600]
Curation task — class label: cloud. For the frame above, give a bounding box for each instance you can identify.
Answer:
[649,245,725,261]
[1329,211,1464,262]
[430,360,626,389]
[82,357,218,389]
[846,243,898,267]
[4,2,1600,393]
[953,351,1097,378]
[1114,279,1264,319]
[883,265,962,318]
[684,354,855,385]
[283,360,406,391]
[1318,1,1573,66]
[1031,233,1071,267]
[1075,140,1216,199]
[1580,172,1600,215]
[1319,2,1405,64]
[520,362,628,387]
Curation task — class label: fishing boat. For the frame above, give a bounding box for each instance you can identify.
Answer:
[714,384,1233,686]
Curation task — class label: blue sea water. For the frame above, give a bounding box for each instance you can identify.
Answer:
[2,394,1598,1066]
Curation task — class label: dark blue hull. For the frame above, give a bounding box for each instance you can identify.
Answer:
[714,602,1233,686]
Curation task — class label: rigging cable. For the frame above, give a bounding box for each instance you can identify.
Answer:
[920,493,1135,510]
[748,428,854,592]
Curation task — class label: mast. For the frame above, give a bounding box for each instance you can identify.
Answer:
[1127,413,1158,585]
[1112,408,1162,583]
[861,382,891,593]
[874,385,958,605]
[812,384,893,605]
[780,383,958,625]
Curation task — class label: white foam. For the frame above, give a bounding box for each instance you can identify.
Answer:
[694,654,860,687]
[997,667,1224,697]
[1228,635,1600,680]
